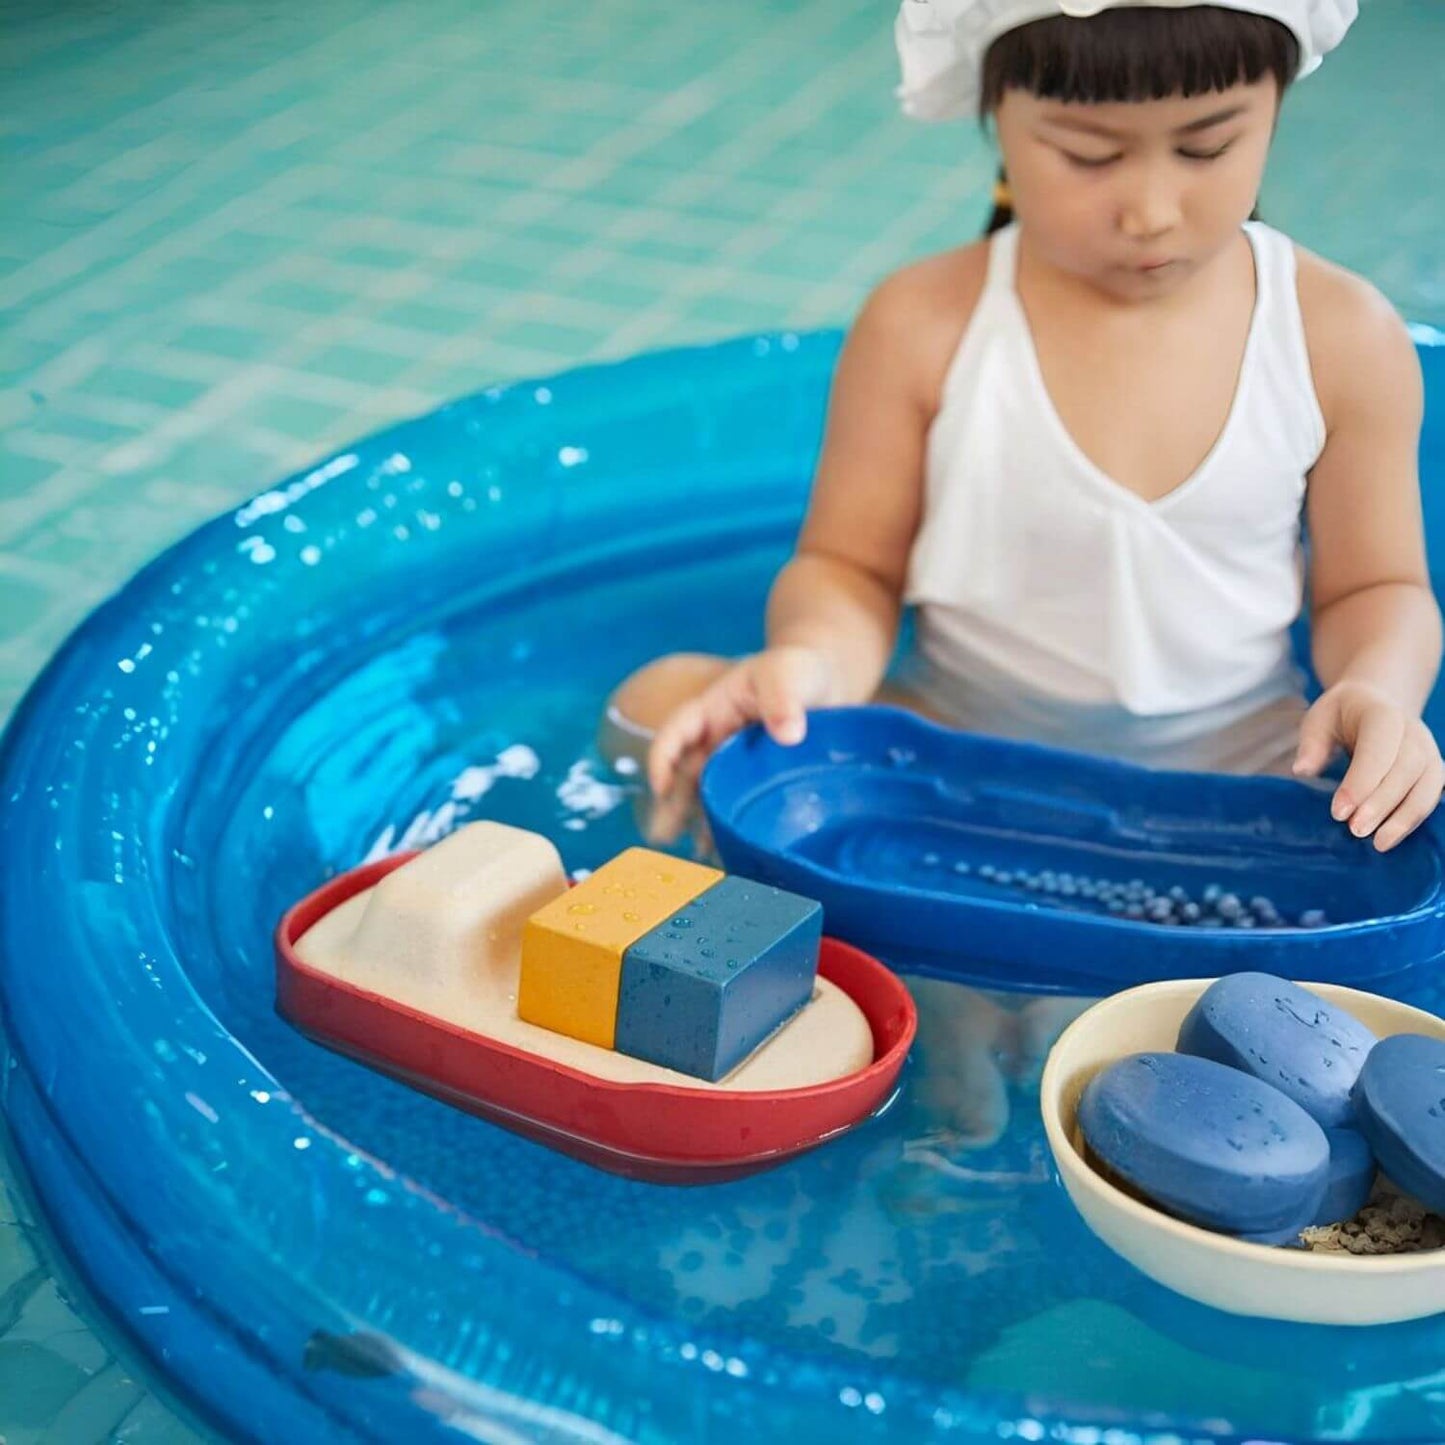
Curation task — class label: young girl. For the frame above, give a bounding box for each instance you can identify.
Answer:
[608,0,1443,855]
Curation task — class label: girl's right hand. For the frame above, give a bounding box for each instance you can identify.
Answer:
[645,645,836,843]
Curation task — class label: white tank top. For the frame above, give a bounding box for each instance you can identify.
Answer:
[900,221,1327,774]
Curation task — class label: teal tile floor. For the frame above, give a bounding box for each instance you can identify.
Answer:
[1,1,1441,1438]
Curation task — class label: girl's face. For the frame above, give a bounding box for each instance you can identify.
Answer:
[994,78,1279,301]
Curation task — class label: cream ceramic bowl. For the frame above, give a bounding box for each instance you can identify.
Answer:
[1040,978,1445,1324]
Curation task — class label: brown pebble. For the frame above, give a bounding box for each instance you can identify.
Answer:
[1301,1181,1445,1256]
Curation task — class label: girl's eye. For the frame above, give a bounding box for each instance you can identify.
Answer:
[1062,151,1121,169]
[1178,143,1233,162]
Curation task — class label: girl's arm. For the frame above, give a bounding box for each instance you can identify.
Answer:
[762,271,946,704]
[1295,257,1443,850]
[647,251,983,804]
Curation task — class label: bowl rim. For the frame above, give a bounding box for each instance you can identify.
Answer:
[1040,976,1445,1276]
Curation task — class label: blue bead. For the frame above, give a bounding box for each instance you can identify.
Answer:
[1298,909,1329,929]
[1216,893,1243,920]
[1180,902,1202,924]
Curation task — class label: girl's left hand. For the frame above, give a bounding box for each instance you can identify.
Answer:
[1293,681,1445,851]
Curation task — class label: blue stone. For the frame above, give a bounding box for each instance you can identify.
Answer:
[1079,1052,1329,1236]
[1177,973,1377,1128]
[1298,909,1329,929]
[615,876,821,1082]
[1313,1127,1377,1226]
[1352,1033,1445,1214]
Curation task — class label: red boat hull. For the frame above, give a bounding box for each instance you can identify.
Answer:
[275,853,917,1183]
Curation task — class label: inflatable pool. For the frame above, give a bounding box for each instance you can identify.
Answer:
[2,330,1444,1444]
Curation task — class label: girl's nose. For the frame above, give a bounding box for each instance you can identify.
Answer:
[1118,177,1182,242]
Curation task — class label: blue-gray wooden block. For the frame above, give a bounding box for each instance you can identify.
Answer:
[615,876,821,1082]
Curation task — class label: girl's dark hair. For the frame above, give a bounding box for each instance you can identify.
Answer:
[981,7,1300,233]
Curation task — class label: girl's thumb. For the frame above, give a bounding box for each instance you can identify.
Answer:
[1292,699,1337,778]
[756,655,811,746]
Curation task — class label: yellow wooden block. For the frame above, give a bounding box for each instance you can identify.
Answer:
[517,848,722,1048]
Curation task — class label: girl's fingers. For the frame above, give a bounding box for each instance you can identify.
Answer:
[1373,763,1445,852]
[646,743,708,844]
[648,697,708,797]
[1346,745,1427,840]
[1333,709,1404,824]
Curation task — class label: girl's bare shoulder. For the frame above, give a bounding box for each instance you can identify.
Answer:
[1293,244,1422,426]
[850,241,992,413]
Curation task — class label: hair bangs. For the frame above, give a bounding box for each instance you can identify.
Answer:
[980,7,1301,112]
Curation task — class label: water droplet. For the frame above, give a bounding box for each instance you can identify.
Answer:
[567,902,596,915]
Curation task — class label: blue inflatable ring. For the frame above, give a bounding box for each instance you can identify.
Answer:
[3,330,1445,1444]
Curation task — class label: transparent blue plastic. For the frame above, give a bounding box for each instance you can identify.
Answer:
[2,331,1444,1445]
[701,707,1445,993]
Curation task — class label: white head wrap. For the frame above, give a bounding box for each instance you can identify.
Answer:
[896,0,1357,120]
